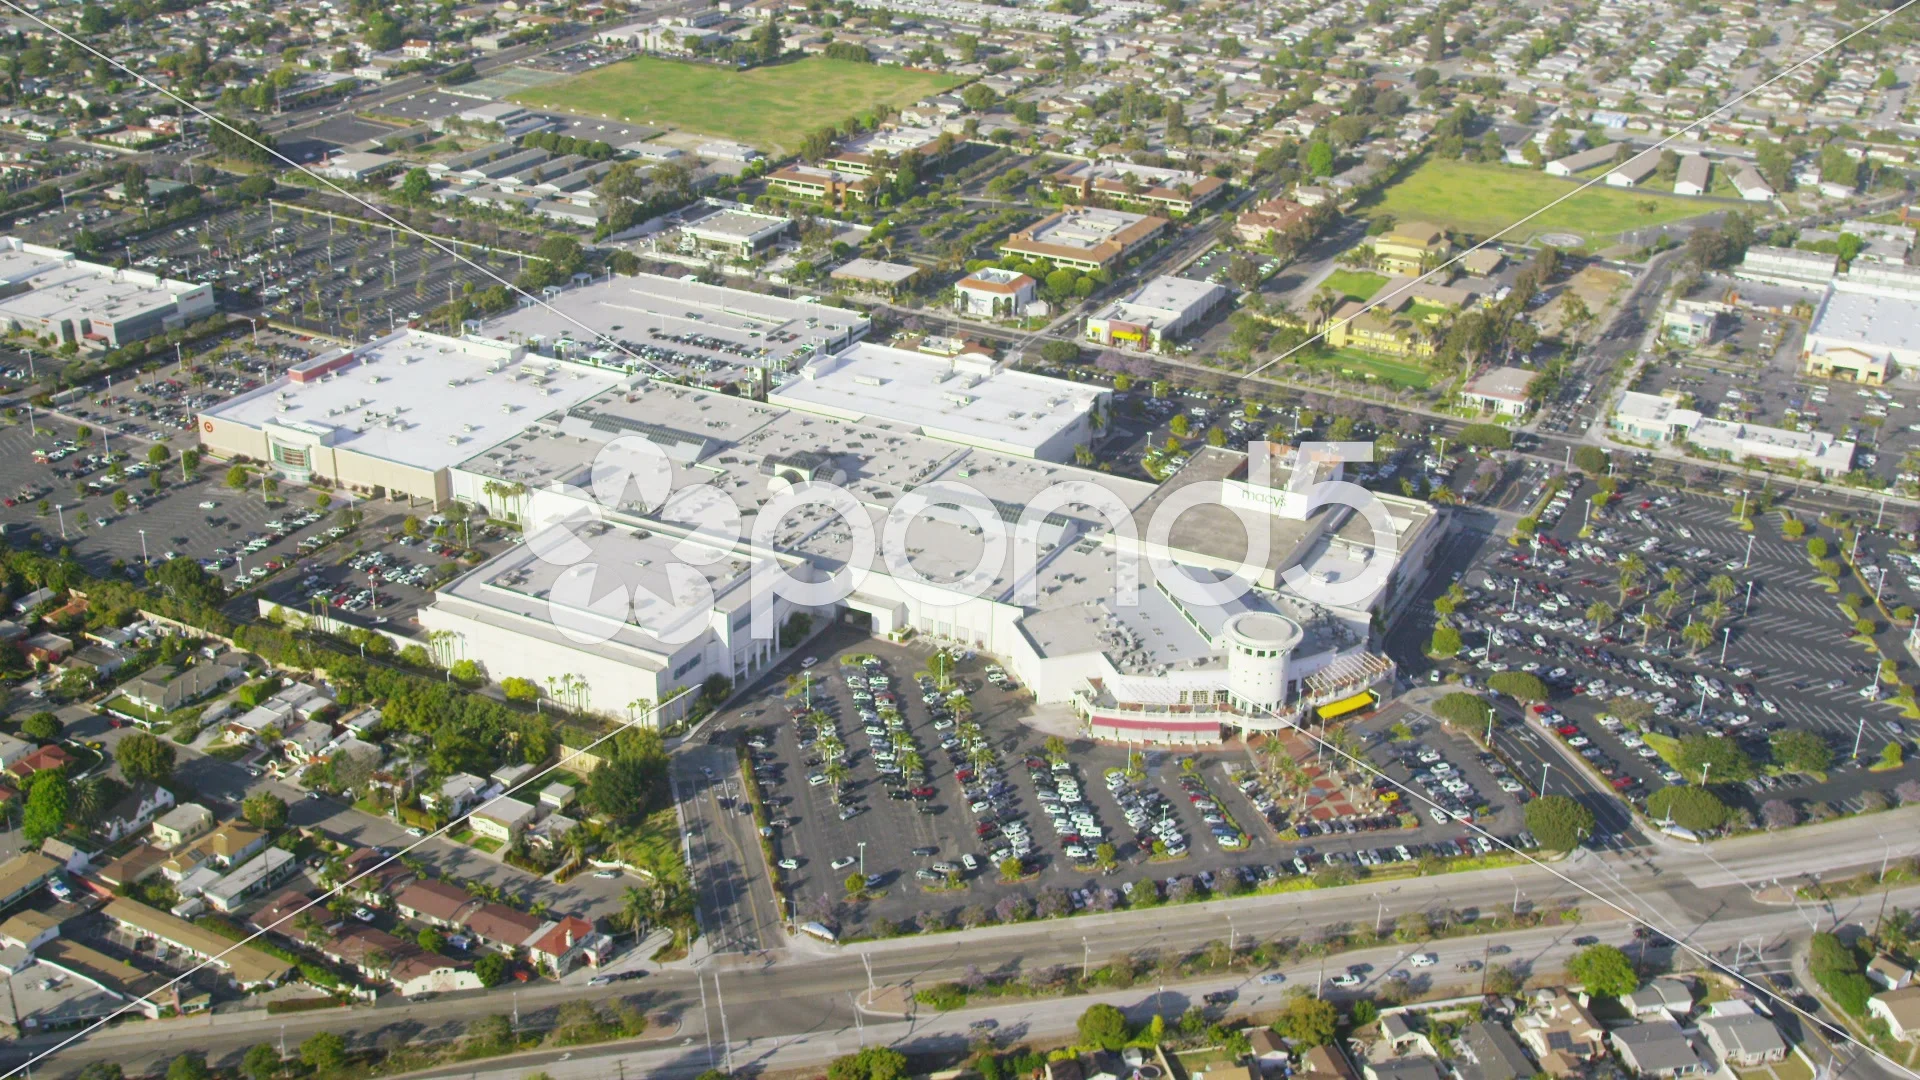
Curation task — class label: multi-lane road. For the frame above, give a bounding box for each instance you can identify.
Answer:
[14,808,1920,1078]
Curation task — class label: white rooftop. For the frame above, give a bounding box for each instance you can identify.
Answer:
[768,342,1103,456]
[1090,275,1227,329]
[1810,289,1920,352]
[203,329,622,471]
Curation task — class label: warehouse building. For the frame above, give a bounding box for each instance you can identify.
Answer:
[197,329,621,506]
[673,200,792,257]
[1083,276,1229,351]
[0,238,214,349]
[1735,245,1837,289]
[1802,289,1920,386]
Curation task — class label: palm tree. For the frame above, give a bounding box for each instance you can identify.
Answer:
[1681,621,1714,655]
[1585,599,1616,628]
[1617,553,1646,602]
[1309,289,1339,328]
[1655,588,1685,617]
[1662,566,1685,591]
[824,760,852,788]
[1638,608,1660,645]
[1702,599,1731,626]
[898,748,925,778]
[1707,574,1737,603]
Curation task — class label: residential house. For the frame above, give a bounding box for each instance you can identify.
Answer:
[150,803,214,850]
[1248,1029,1290,1075]
[205,848,298,913]
[428,772,487,816]
[100,898,288,989]
[161,822,267,883]
[1869,954,1916,991]
[1234,196,1311,246]
[1381,1014,1439,1057]
[280,720,333,763]
[18,633,73,665]
[39,838,90,876]
[248,889,318,938]
[1696,1001,1788,1067]
[64,645,129,678]
[470,796,537,843]
[7,744,75,781]
[1298,1045,1362,1080]
[94,782,176,844]
[526,915,610,974]
[1452,1021,1539,1080]
[1516,989,1608,1076]
[0,853,61,909]
[463,902,541,953]
[0,909,62,952]
[393,879,480,929]
[536,782,577,813]
[1609,1021,1704,1078]
[1364,1060,1447,1080]
[1869,985,1920,1041]
[389,950,483,996]
[93,845,168,889]
[331,847,415,908]
[1369,222,1450,274]
[1625,977,1694,1021]
[0,734,32,772]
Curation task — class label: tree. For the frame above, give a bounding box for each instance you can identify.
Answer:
[1272,991,1338,1047]
[1675,733,1752,784]
[1429,625,1462,657]
[19,711,60,742]
[584,729,668,825]
[78,1066,126,1080]
[1524,794,1594,851]
[1432,692,1491,730]
[419,927,445,953]
[117,731,176,783]
[1078,1002,1131,1049]
[501,676,541,702]
[1568,943,1637,998]
[300,1030,347,1074]
[475,951,510,986]
[400,168,433,203]
[226,464,250,489]
[1574,446,1609,474]
[827,1047,908,1080]
[1760,798,1798,830]
[23,769,70,844]
[166,1054,212,1080]
[1487,671,1548,705]
[243,791,288,831]
[1770,729,1832,774]
[241,1044,280,1080]
[1646,785,1729,832]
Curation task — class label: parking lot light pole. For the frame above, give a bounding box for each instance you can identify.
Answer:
[1743,534,1753,569]
[54,504,65,540]
[1719,627,1730,665]
[857,840,866,877]
[138,529,147,565]
[1744,580,1754,615]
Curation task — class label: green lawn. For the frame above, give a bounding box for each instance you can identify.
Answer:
[508,56,962,153]
[1320,269,1389,301]
[1363,158,1718,249]
[1299,347,1434,388]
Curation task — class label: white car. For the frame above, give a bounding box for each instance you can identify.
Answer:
[198,500,218,509]
[831,856,857,870]
[1328,973,1364,988]
[1258,972,1288,985]
[777,858,799,870]
[1409,953,1438,968]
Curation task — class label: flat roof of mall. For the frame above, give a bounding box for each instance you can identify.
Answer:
[768,342,1103,455]
[437,520,770,658]
[0,238,203,327]
[1811,289,1920,351]
[203,329,623,471]
[474,273,868,374]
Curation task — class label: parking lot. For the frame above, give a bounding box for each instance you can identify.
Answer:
[124,203,519,336]
[1413,478,1920,822]
[704,629,1550,941]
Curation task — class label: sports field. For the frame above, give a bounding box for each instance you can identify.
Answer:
[1364,158,1716,248]
[509,56,962,153]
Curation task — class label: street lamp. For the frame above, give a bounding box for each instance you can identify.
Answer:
[1719,626,1730,665]
[857,840,867,877]
[138,528,148,566]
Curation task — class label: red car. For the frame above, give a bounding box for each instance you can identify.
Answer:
[1555,723,1580,737]
[910,786,936,798]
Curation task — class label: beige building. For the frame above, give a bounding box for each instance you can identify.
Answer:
[151,803,214,850]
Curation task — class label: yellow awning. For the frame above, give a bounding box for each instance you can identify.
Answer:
[1315,690,1379,721]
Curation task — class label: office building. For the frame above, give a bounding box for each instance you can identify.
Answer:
[1083,276,1229,351]
[999,209,1169,273]
[0,238,214,349]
